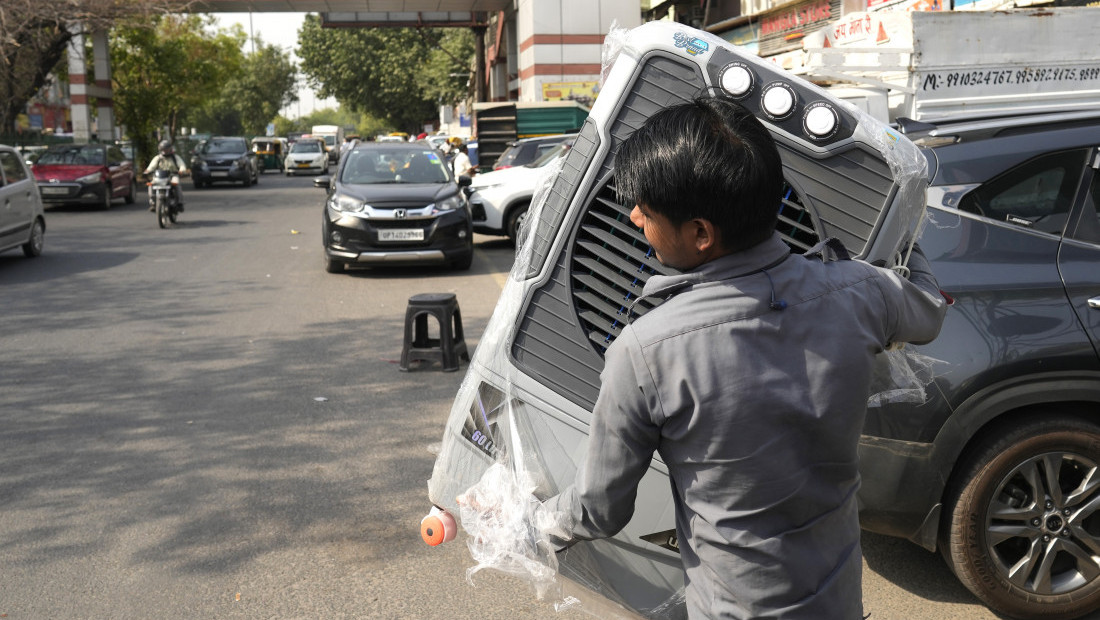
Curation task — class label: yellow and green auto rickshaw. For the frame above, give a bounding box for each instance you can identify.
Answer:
[251,137,287,174]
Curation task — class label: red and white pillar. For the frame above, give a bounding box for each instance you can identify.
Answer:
[67,27,116,143]
[514,0,640,102]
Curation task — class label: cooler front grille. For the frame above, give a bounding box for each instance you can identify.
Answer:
[569,178,817,356]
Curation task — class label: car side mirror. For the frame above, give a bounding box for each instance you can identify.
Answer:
[458,175,472,187]
[313,175,331,188]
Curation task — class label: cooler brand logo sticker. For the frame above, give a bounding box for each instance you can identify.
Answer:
[462,383,507,459]
[673,32,709,56]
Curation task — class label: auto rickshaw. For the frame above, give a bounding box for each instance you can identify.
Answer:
[251,137,287,174]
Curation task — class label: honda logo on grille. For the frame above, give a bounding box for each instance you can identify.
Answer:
[394,209,407,219]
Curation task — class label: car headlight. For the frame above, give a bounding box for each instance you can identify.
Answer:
[472,181,505,191]
[430,194,464,214]
[330,194,366,212]
[76,172,103,184]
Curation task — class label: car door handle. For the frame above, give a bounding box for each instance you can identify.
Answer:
[1090,297,1100,309]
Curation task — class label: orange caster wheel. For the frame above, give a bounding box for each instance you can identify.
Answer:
[421,506,457,546]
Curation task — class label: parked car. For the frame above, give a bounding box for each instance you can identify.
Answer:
[490,134,572,171]
[467,141,571,241]
[317,142,473,273]
[31,143,137,209]
[190,136,258,188]
[284,138,329,176]
[0,144,46,258]
[862,109,1100,619]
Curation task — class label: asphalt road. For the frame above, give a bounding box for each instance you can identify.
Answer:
[2,173,1093,620]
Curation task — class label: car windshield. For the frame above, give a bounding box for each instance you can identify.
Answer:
[525,143,570,168]
[341,149,450,185]
[201,139,246,154]
[291,141,322,153]
[36,145,105,166]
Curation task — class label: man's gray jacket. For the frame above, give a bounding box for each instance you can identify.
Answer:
[545,233,947,619]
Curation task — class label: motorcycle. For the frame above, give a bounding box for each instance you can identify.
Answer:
[148,169,182,228]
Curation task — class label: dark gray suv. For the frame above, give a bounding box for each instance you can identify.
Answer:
[861,110,1100,619]
[190,136,258,188]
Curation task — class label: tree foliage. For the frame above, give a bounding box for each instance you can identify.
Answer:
[221,37,298,136]
[296,15,474,132]
[0,0,193,133]
[110,14,242,165]
[184,34,297,138]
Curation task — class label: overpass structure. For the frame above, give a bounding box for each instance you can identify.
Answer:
[68,0,640,142]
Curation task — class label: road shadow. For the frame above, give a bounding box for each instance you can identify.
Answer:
[0,308,471,577]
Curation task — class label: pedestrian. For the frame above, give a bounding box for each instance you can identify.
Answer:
[451,142,474,178]
[542,94,948,619]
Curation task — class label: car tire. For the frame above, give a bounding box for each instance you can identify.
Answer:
[124,179,137,205]
[506,202,530,242]
[21,218,44,258]
[941,415,1100,620]
[101,189,112,210]
[324,256,344,274]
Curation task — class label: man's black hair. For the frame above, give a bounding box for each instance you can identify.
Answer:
[614,94,784,252]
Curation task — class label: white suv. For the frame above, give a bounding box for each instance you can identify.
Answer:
[466,142,570,241]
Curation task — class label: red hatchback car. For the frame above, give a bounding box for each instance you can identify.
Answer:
[32,143,137,209]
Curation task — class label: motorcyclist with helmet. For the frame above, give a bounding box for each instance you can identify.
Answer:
[143,140,189,212]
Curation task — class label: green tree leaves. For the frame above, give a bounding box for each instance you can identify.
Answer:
[229,38,299,136]
[110,14,244,164]
[111,16,299,163]
[296,15,474,132]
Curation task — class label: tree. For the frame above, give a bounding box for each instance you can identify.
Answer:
[296,15,475,132]
[418,28,475,113]
[0,0,193,134]
[225,37,298,136]
[185,36,297,137]
[110,14,242,165]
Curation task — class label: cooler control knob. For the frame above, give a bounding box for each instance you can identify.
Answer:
[804,104,840,139]
[720,64,754,97]
[761,83,796,119]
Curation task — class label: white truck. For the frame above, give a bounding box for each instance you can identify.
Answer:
[310,124,345,164]
[796,7,1100,123]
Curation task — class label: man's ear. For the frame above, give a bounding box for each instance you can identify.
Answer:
[691,218,722,254]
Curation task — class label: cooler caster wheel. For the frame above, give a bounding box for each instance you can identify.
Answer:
[420,506,457,546]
